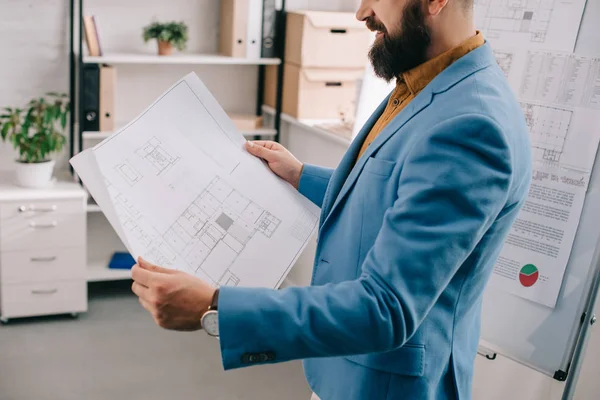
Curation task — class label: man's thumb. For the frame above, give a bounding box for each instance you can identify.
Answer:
[245,141,274,161]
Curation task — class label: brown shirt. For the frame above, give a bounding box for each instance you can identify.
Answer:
[356,32,485,160]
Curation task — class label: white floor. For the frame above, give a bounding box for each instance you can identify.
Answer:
[0,281,311,400]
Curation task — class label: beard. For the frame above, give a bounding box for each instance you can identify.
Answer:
[367,0,432,82]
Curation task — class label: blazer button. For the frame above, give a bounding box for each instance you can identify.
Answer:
[241,353,255,364]
[392,98,400,106]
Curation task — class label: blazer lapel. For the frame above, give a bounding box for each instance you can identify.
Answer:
[321,88,434,230]
[319,42,497,230]
[319,93,391,220]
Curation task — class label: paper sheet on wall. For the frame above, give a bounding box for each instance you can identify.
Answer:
[488,50,600,308]
[474,0,587,53]
[70,73,320,289]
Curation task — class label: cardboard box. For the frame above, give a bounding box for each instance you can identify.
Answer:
[285,11,372,68]
[265,64,363,120]
[228,113,264,131]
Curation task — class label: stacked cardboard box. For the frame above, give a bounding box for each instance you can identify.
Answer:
[264,11,372,120]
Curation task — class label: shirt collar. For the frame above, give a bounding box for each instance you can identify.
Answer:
[401,31,485,95]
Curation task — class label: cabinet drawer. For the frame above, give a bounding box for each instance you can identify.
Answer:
[0,200,85,251]
[0,199,84,220]
[1,248,86,284]
[1,280,87,319]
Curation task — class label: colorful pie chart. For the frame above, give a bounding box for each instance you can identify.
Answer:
[519,264,539,287]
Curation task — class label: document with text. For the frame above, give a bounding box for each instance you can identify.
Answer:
[488,50,600,308]
[71,73,320,289]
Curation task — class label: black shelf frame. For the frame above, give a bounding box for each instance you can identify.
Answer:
[68,0,287,165]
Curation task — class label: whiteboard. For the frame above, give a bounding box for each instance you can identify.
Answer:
[480,0,600,378]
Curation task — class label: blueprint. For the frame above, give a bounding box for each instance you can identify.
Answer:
[474,0,587,52]
[71,73,320,289]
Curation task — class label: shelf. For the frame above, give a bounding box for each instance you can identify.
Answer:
[82,131,113,140]
[83,53,281,66]
[87,202,102,213]
[87,261,132,282]
[242,128,277,137]
[83,128,277,141]
[262,105,352,147]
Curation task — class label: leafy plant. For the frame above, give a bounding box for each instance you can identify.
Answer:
[142,21,189,51]
[0,93,69,163]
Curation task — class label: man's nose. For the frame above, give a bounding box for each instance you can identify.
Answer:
[356,0,375,22]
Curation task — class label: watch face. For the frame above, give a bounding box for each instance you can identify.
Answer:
[201,311,219,337]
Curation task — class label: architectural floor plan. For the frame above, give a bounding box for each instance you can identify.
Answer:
[164,177,281,286]
[521,103,572,165]
[475,0,554,43]
[72,73,320,289]
[473,0,586,52]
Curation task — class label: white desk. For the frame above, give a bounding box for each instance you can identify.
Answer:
[0,173,88,322]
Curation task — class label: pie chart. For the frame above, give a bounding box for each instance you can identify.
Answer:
[519,264,539,287]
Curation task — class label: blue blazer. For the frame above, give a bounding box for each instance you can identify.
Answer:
[218,43,532,400]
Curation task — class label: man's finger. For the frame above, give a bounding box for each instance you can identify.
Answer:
[131,264,154,286]
[138,257,176,274]
[132,281,151,300]
[245,141,275,161]
[138,297,155,314]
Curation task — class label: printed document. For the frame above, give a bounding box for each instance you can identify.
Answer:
[474,0,587,52]
[488,51,600,308]
[71,73,320,289]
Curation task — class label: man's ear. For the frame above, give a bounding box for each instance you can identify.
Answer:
[427,0,449,16]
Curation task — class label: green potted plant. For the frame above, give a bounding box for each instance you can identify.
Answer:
[143,21,189,56]
[0,93,69,188]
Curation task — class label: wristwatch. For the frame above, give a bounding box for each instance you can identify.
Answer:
[201,288,220,338]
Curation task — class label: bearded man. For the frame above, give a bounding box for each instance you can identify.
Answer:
[131,0,532,399]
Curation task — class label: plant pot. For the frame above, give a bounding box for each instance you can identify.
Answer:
[14,159,56,188]
[157,40,173,56]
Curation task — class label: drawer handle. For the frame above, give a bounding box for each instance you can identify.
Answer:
[31,289,58,295]
[29,221,58,229]
[30,256,57,262]
[19,205,58,213]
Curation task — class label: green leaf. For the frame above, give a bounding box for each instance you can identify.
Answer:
[1,123,9,140]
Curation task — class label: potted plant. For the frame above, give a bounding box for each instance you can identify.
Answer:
[0,93,69,188]
[143,21,189,56]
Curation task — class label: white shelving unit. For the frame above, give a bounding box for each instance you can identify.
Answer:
[82,128,277,141]
[87,261,132,282]
[84,53,281,66]
[71,3,285,285]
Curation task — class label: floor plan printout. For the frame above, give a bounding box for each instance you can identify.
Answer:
[474,0,587,52]
[487,50,600,308]
[71,73,320,289]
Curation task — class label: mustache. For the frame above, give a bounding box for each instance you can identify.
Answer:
[365,17,387,34]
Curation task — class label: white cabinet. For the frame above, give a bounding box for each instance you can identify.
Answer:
[0,176,88,321]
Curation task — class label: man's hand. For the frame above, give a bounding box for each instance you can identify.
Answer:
[245,141,303,189]
[131,257,216,331]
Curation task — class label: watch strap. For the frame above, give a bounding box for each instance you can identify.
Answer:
[210,288,220,311]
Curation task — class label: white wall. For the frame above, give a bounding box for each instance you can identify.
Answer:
[0,0,70,171]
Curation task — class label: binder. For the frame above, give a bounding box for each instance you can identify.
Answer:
[83,15,102,56]
[99,65,116,132]
[246,0,263,59]
[82,64,100,132]
[219,0,249,58]
[261,0,277,58]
